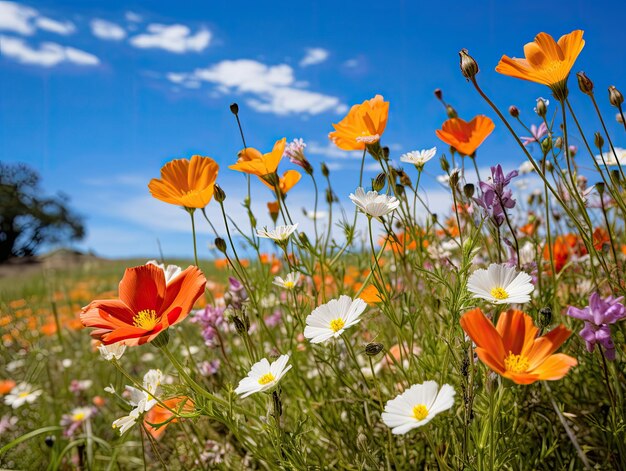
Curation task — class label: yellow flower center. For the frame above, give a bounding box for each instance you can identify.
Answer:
[490,287,509,300]
[329,318,345,333]
[258,373,275,385]
[284,281,295,289]
[18,392,30,398]
[133,309,159,330]
[412,404,429,421]
[72,412,86,421]
[504,352,530,373]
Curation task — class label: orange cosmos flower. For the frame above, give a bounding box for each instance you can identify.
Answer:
[592,227,610,251]
[81,264,206,346]
[144,396,194,440]
[359,284,384,305]
[329,95,389,150]
[460,308,576,385]
[260,169,302,195]
[229,138,286,177]
[496,30,585,97]
[148,155,219,209]
[436,115,495,156]
[0,379,16,395]
[543,233,586,273]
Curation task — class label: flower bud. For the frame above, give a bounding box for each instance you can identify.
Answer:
[373,172,386,192]
[431,213,438,224]
[568,145,577,158]
[233,316,248,335]
[508,105,519,118]
[45,436,56,447]
[365,342,384,356]
[608,85,624,107]
[594,132,605,150]
[321,163,329,177]
[382,146,390,161]
[541,137,552,154]
[440,155,450,173]
[459,49,479,80]
[448,171,460,188]
[535,98,548,118]
[298,232,310,248]
[446,105,458,119]
[611,170,621,187]
[434,88,443,100]
[539,307,552,329]
[576,72,594,95]
[596,181,605,195]
[463,183,475,199]
[229,102,239,115]
[215,237,227,253]
[213,184,226,203]
[398,169,412,187]
[395,184,405,197]
[554,137,562,149]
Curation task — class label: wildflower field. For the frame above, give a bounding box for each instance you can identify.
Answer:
[2,29,626,470]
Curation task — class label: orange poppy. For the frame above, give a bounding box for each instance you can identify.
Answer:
[359,284,383,305]
[0,379,16,395]
[148,155,219,209]
[592,227,610,251]
[260,169,302,195]
[144,396,194,440]
[543,233,586,273]
[496,30,584,97]
[229,138,286,178]
[329,95,389,151]
[460,308,577,385]
[436,115,495,156]
[81,264,206,346]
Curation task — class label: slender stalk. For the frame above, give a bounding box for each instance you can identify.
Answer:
[187,208,199,267]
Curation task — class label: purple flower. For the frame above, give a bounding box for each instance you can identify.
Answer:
[225,277,247,310]
[283,138,313,173]
[264,309,282,328]
[198,359,221,377]
[521,122,548,146]
[474,164,518,226]
[191,305,225,348]
[567,293,626,360]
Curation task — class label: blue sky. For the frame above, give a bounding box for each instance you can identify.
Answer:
[2,0,625,259]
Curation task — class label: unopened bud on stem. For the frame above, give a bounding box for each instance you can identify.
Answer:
[459,49,479,80]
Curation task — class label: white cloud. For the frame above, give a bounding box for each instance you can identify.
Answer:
[125,11,142,23]
[0,1,36,34]
[0,1,74,36]
[299,47,329,67]
[168,59,345,115]
[0,35,99,67]
[307,141,362,159]
[344,58,359,68]
[34,17,75,35]
[90,19,126,40]
[129,24,211,53]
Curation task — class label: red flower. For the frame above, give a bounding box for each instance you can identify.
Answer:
[81,264,206,346]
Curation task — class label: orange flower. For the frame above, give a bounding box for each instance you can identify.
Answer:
[81,264,206,346]
[329,95,389,150]
[0,379,16,395]
[144,396,194,440]
[496,30,584,97]
[260,169,302,195]
[592,227,610,251]
[148,155,219,209]
[543,233,586,273]
[359,284,383,305]
[229,138,286,177]
[460,308,577,385]
[436,116,494,156]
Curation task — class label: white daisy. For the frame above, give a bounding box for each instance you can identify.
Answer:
[98,342,127,361]
[4,382,42,409]
[304,295,367,344]
[256,224,298,242]
[147,260,182,284]
[349,187,399,219]
[382,381,455,435]
[273,272,300,290]
[400,147,437,168]
[112,369,163,435]
[235,354,292,398]
[467,263,534,305]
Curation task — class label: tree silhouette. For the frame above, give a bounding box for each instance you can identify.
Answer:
[0,162,85,263]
